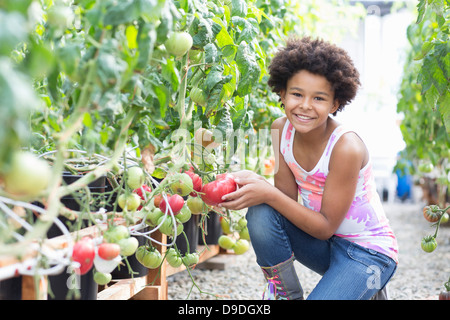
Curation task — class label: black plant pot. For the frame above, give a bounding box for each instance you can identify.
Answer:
[41,172,107,239]
[0,276,22,300]
[47,266,97,300]
[175,215,199,255]
[46,172,106,300]
[199,211,222,245]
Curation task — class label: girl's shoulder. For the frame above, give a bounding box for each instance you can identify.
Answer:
[270,116,288,131]
[330,129,369,170]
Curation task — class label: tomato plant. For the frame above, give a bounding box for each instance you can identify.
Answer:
[0,0,366,296]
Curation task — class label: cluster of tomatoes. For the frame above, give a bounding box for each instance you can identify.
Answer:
[71,164,245,284]
[420,204,449,253]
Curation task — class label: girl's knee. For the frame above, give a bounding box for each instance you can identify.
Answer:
[246,204,280,238]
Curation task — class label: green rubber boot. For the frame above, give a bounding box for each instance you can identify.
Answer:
[261,255,304,300]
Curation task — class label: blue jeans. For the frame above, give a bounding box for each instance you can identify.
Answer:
[246,204,397,300]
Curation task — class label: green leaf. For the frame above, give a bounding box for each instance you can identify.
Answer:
[204,43,220,64]
[416,0,427,24]
[235,42,260,97]
[161,58,180,92]
[231,0,247,17]
[232,16,259,44]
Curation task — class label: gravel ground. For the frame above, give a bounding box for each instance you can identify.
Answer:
[167,201,450,300]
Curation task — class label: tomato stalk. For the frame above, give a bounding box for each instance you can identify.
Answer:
[431,205,450,239]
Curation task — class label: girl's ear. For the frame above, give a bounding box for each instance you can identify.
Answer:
[330,99,340,114]
[279,89,286,105]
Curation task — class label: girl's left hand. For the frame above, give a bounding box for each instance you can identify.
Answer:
[219,173,274,210]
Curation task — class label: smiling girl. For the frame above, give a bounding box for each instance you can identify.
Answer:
[220,37,398,300]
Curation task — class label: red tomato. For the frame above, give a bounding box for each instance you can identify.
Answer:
[72,237,95,275]
[159,194,184,215]
[133,184,152,210]
[133,184,152,200]
[201,173,237,206]
[184,170,203,196]
[97,242,121,261]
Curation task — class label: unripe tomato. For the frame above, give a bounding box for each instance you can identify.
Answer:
[145,208,164,227]
[186,196,205,214]
[126,166,145,190]
[165,32,193,57]
[118,236,139,256]
[118,193,141,211]
[190,87,207,107]
[157,215,183,236]
[136,246,162,269]
[169,173,193,197]
[166,248,183,268]
[93,271,112,285]
[3,151,51,197]
[421,236,437,253]
[182,252,199,267]
[103,225,129,243]
[176,206,192,223]
[218,235,235,250]
[233,239,249,255]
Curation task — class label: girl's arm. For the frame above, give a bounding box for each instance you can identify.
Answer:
[220,119,367,240]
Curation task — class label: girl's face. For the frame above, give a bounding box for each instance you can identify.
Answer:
[280,70,339,134]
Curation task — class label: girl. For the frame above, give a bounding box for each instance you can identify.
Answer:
[220,37,398,300]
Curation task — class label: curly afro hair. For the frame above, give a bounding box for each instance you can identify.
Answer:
[268,36,360,115]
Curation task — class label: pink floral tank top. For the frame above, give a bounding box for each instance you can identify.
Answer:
[280,119,398,263]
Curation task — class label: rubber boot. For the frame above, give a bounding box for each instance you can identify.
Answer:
[261,254,304,300]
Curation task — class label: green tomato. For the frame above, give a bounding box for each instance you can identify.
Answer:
[126,166,145,190]
[190,87,207,107]
[118,193,141,211]
[118,236,139,256]
[145,208,164,227]
[93,271,112,285]
[136,246,162,269]
[3,151,51,197]
[186,196,205,215]
[182,252,199,267]
[218,235,235,250]
[165,32,193,57]
[157,215,183,237]
[166,248,183,268]
[169,172,193,197]
[233,239,249,255]
[103,225,129,244]
[176,206,192,224]
[421,236,437,253]
[239,227,250,241]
